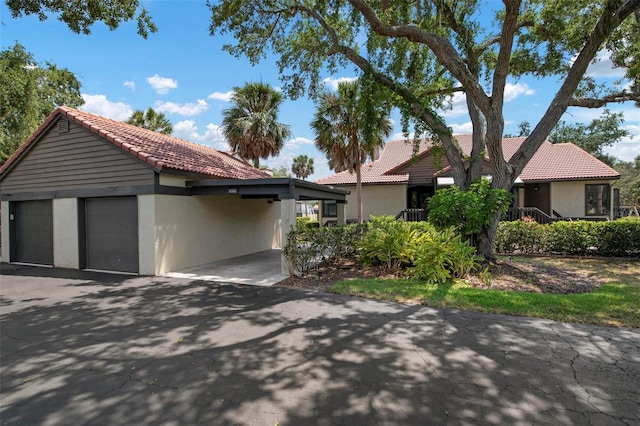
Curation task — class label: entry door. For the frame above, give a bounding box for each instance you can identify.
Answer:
[85,197,139,273]
[12,200,53,265]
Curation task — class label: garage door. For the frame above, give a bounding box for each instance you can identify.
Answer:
[85,197,139,273]
[12,200,53,265]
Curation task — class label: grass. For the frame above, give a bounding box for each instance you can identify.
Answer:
[329,257,640,328]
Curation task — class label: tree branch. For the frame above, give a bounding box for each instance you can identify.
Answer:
[348,0,491,115]
[569,90,640,107]
[509,0,640,176]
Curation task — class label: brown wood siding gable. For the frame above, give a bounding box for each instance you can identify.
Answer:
[393,154,450,186]
[0,119,155,194]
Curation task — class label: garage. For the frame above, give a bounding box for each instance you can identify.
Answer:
[82,197,139,274]
[1,107,348,277]
[10,200,53,265]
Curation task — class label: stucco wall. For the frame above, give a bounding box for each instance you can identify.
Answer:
[52,198,79,268]
[153,194,282,274]
[330,184,407,221]
[138,195,156,275]
[550,180,617,218]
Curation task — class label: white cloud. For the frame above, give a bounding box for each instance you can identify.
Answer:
[80,94,132,121]
[147,74,178,94]
[586,50,627,78]
[155,99,208,116]
[207,91,234,102]
[503,83,535,102]
[285,137,315,149]
[439,91,468,118]
[322,76,358,91]
[123,80,135,91]
[605,124,640,162]
[450,122,474,134]
[173,120,229,150]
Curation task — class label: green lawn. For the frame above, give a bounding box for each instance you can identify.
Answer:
[330,257,640,328]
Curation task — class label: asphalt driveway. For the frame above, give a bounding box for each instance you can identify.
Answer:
[1,263,639,425]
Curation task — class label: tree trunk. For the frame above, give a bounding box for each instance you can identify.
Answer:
[474,214,500,262]
[356,162,363,223]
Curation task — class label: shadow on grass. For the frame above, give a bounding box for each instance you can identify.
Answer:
[1,264,639,425]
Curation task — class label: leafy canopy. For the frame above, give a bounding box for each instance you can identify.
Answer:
[428,178,512,237]
[0,42,83,164]
[221,82,291,168]
[6,0,157,38]
[292,154,314,180]
[126,107,173,135]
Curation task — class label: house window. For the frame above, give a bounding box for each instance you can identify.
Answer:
[585,184,610,216]
[323,200,337,217]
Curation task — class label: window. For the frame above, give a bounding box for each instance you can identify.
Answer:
[323,200,337,217]
[585,184,610,216]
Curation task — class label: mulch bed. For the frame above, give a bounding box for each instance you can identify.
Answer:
[276,256,603,295]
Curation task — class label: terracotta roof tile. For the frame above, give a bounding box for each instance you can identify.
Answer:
[316,135,619,185]
[315,139,431,185]
[1,106,271,180]
[520,141,619,181]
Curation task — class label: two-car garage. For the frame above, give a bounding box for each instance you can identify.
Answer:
[9,197,139,274]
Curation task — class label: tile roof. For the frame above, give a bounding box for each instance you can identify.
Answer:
[0,106,271,180]
[315,138,432,185]
[519,141,620,181]
[316,135,619,185]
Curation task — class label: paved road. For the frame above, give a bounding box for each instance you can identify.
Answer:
[1,264,639,425]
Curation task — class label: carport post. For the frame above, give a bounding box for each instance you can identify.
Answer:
[280,198,296,276]
[337,202,346,225]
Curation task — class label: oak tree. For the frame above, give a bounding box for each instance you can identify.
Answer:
[210,0,640,259]
[0,42,83,163]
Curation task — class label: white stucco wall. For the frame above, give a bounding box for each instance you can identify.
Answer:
[551,180,617,218]
[138,195,156,275]
[52,198,79,268]
[332,184,407,221]
[153,194,282,274]
[159,174,187,187]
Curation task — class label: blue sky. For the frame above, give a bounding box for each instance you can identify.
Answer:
[1,1,638,180]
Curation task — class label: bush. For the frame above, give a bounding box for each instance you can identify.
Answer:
[358,216,428,268]
[410,228,481,284]
[359,216,481,283]
[285,215,484,283]
[496,219,640,256]
[428,177,512,237]
[282,222,367,275]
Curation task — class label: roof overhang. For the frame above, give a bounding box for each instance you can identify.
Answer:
[188,178,349,202]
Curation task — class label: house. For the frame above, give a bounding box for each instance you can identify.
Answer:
[0,107,347,275]
[316,135,620,224]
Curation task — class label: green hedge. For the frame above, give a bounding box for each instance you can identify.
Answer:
[496,218,640,257]
[284,216,481,283]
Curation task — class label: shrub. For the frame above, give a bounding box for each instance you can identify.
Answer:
[409,227,481,283]
[428,177,512,237]
[358,216,425,268]
[496,218,640,256]
[358,217,481,283]
[282,222,367,275]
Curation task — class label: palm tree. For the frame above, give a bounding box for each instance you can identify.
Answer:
[311,79,392,223]
[126,107,172,134]
[222,82,291,168]
[292,155,314,180]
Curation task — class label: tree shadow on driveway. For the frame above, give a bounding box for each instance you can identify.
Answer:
[1,264,639,425]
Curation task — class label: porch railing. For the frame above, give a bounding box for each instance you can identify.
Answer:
[505,207,556,224]
[395,208,428,222]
